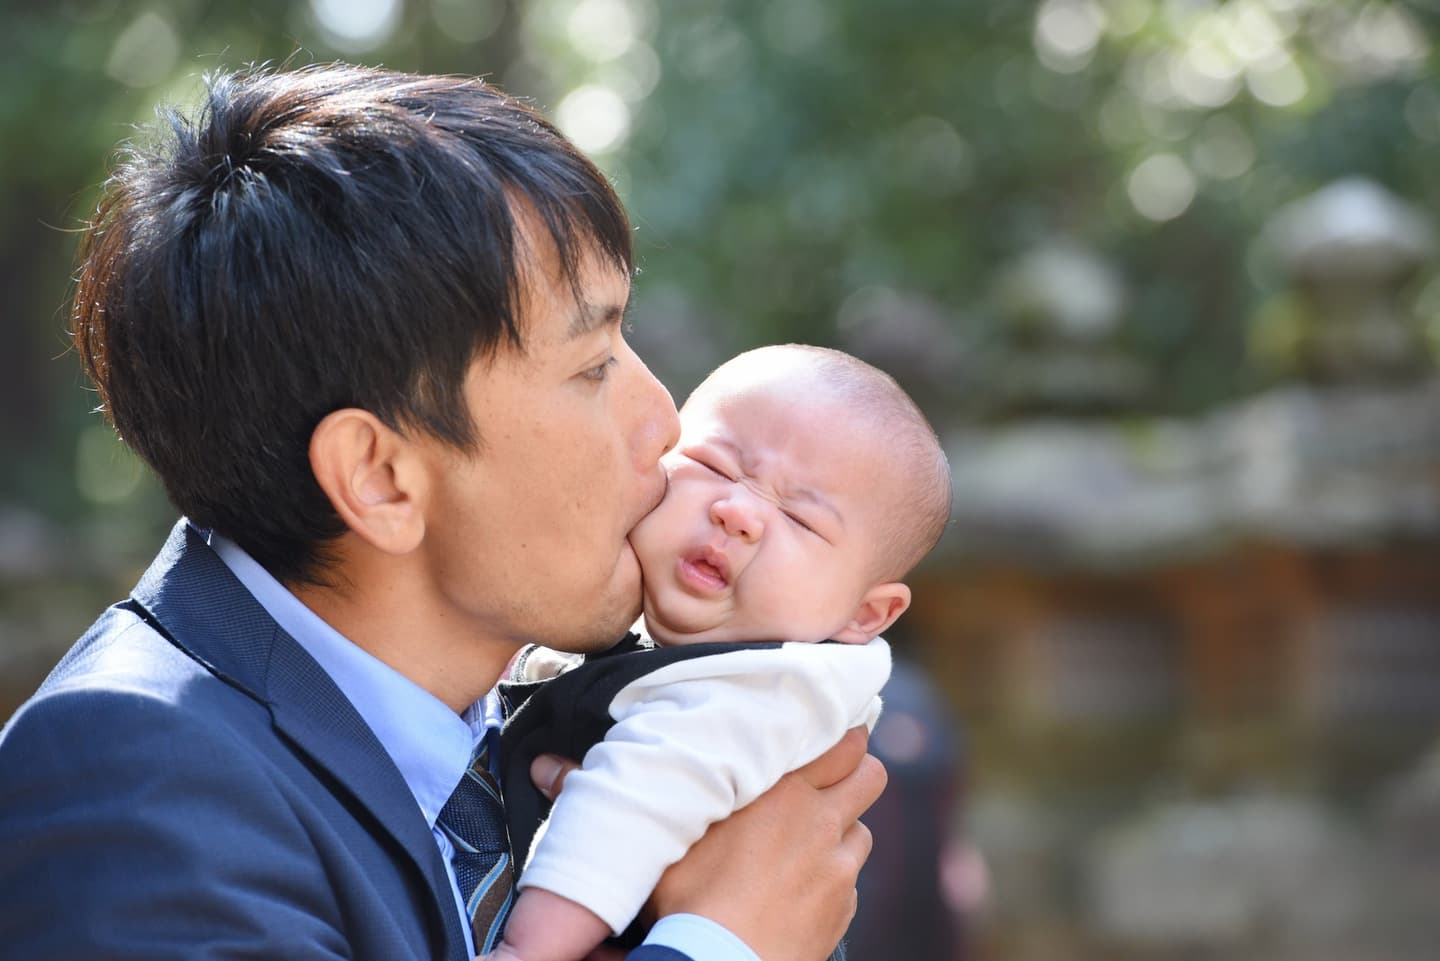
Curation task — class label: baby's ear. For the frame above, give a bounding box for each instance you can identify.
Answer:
[832,582,911,645]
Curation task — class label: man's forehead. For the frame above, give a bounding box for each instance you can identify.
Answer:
[511,251,631,349]
[509,203,631,340]
[566,297,626,340]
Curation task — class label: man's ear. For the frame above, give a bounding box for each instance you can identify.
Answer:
[832,582,912,644]
[309,409,427,556]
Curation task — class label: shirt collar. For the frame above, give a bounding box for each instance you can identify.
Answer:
[204,527,487,827]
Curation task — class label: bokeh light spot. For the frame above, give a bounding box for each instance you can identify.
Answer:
[311,0,403,53]
[1246,52,1308,107]
[1100,0,1152,38]
[1192,114,1256,179]
[1128,153,1197,221]
[1170,43,1242,108]
[1035,0,1107,73]
[568,0,637,63]
[555,84,631,153]
[105,11,179,88]
[594,42,662,103]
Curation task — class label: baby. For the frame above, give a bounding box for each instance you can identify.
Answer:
[486,344,952,961]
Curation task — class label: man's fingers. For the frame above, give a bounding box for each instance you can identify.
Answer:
[828,821,872,931]
[791,727,888,830]
[839,751,888,823]
[794,727,869,789]
[842,818,874,872]
[530,754,579,801]
[649,728,885,961]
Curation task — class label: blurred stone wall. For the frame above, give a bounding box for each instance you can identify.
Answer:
[905,540,1440,961]
[886,178,1440,961]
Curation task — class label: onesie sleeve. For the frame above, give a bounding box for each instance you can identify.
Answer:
[518,637,891,934]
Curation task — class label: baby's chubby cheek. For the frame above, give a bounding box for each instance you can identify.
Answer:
[626,518,664,588]
[627,480,679,568]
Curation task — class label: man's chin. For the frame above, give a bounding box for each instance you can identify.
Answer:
[545,609,639,655]
[547,559,643,654]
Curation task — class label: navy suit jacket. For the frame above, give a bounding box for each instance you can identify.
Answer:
[0,521,691,961]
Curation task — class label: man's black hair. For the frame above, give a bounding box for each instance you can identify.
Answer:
[73,64,633,585]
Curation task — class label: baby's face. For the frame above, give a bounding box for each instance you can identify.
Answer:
[629,375,884,646]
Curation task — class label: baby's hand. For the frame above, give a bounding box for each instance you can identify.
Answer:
[479,887,612,961]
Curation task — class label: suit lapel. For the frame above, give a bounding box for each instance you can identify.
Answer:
[131,521,470,961]
[264,645,470,961]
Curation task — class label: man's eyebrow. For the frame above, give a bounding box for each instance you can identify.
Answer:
[566,300,625,340]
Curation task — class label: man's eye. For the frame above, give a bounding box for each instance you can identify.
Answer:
[582,357,618,381]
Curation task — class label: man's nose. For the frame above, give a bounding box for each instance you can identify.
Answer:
[710,491,764,543]
[631,353,680,470]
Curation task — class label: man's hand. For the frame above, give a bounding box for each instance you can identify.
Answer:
[531,727,886,961]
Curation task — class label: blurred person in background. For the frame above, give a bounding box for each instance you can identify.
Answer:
[845,656,984,961]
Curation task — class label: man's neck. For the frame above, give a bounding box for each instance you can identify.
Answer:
[290,566,519,715]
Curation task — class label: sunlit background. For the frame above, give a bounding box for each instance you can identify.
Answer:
[5,2,1440,960]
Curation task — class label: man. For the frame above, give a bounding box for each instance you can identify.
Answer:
[0,64,883,961]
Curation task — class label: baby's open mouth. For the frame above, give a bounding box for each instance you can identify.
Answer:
[690,556,724,585]
[679,548,730,593]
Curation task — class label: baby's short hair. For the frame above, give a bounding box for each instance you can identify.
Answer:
[690,344,952,583]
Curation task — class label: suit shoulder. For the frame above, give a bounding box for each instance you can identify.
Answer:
[51,599,256,690]
[3,603,269,761]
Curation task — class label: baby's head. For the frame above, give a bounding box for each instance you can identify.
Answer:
[630,344,951,647]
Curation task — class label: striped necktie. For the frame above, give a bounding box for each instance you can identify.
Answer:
[437,738,515,953]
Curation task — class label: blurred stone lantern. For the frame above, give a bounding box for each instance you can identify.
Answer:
[1258,178,1435,383]
[833,285,970,422]
[988,240,1148,416]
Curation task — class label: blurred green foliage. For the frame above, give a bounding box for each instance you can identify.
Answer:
[4,0,1440,532]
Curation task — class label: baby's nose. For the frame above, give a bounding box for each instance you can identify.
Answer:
[710,492,764,543]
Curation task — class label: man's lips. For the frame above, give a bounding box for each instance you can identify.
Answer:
[646,471,668,515]
[624,469,668,553]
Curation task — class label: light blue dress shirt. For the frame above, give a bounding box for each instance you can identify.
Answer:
[208,532,757,961]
